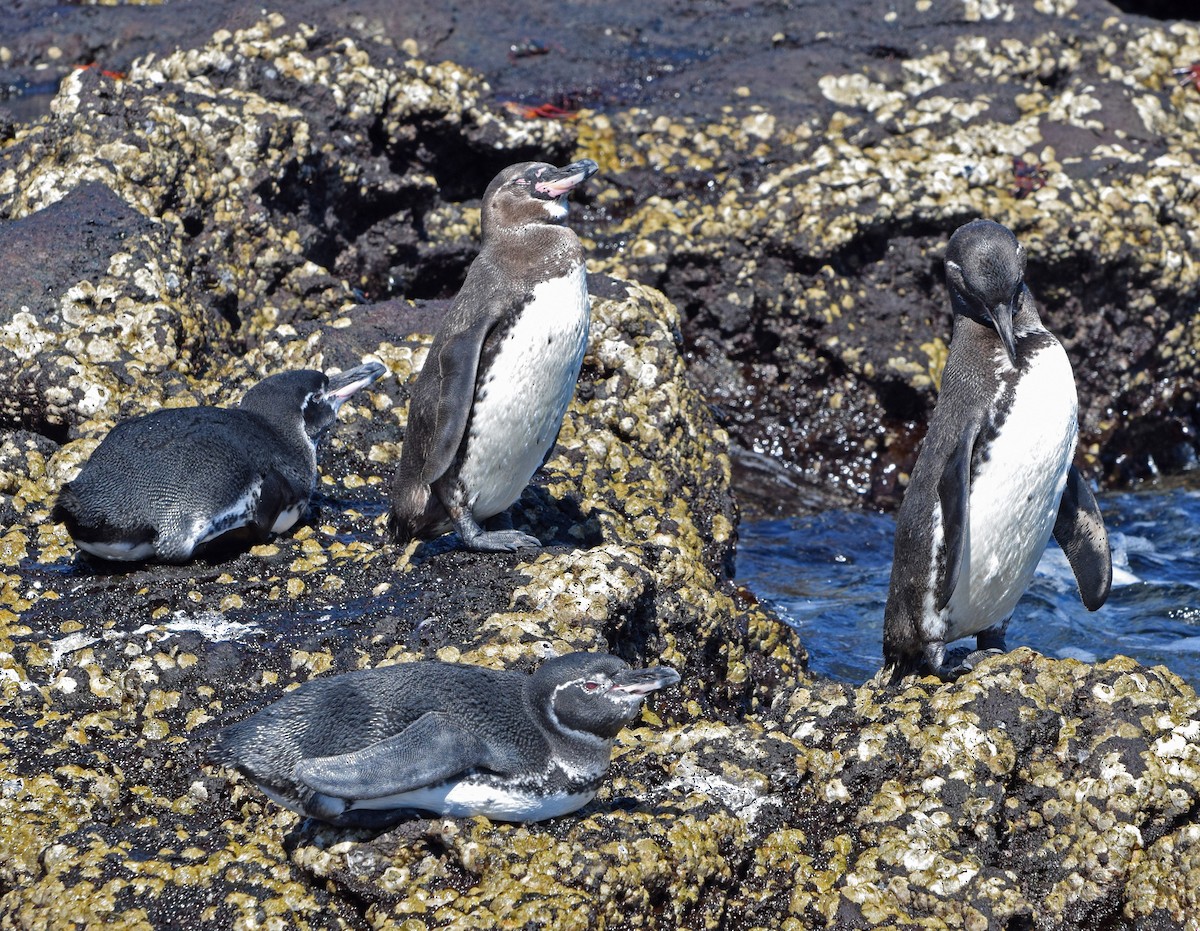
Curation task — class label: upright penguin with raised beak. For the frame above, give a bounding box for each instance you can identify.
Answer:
[389,159,599,551]
[883,219,1111,682]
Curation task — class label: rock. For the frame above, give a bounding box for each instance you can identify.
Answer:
[2,10,1200,931]
[0,181,216,444]
[572,1,1200,504]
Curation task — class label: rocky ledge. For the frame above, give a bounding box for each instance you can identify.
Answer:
[1,12,1199,931]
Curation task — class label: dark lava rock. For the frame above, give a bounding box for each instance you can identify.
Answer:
[5,1,1197,508]
[2,8,1200,931]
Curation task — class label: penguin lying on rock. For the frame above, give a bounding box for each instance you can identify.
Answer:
[388,159,599,552]
[883,219,1111,683]
[209,652,679,828]
[53,362,386,563]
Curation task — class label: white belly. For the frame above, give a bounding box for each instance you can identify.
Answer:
[74,538,158,562]
[944,340,1078,640]
[457,265,590,519]
[346,778,596,821]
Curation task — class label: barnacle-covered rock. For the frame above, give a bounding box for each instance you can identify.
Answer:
[3,7,1200,931]
[574,2,1200,502]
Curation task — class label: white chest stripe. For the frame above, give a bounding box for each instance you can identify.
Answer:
[942,340,1078,640]
[458,264,590,519]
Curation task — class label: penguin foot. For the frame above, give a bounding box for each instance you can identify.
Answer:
[450,509,542,552]
[942,648,1005,680]
[461,529,543,552]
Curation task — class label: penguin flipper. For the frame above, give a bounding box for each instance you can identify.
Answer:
[294,712,501,801]
[419,326,489,485]
[1053,464,1112,611]
[934,423,979,611]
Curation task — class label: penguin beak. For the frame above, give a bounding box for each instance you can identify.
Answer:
[533,159,599,198]
[987,300,1018,367]
[609,666,681,698]
[323,361,387,412]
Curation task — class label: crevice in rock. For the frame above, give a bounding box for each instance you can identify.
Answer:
[1106,0,1198,20]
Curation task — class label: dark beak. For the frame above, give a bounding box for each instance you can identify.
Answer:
[610,665,681,698]
[324,361,387,411]
[534,159,599,198]
[988,299,1018,366]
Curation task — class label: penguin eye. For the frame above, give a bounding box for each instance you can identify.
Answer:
[581,680,602,693]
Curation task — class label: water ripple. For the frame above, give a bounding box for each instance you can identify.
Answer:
[736,483,1200,687]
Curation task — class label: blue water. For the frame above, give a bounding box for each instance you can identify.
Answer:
[736,482,1200,687]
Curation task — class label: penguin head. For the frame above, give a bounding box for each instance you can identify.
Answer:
[240,362,387,444]
[481,159,599,233]
[944,219,1027,366]
[531,652,680,741]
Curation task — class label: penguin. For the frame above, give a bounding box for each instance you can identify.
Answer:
[53,362,386,563]
[388,159,599,551]
[208,651,679,828]
[883,219,1111,682]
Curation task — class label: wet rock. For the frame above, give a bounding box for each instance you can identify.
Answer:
[2,11,1200,931]
[576,2,1200,505]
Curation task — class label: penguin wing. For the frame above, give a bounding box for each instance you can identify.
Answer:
[933,420,981,611]
[293,711,507,801]
[416,328,483,484]
[1053,465,1112,611]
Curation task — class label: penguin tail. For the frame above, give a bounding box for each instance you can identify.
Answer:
[51,480,80,517]
[53,483,158,556]
[51,485,90,539]
[386,507,417,543]
[386,481,433,543]
[878,647,924,688]
[876,662,908,688]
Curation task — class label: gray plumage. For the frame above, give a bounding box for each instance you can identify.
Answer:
[209,651,679,828]
[388,159,599,552]
[883,219,1111,682]
[53,362,386,563]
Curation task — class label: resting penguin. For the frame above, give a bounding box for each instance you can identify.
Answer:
[53,362,386,563]
[388,159,599,551]
[882,219,1111,682]
[208,651,680,828]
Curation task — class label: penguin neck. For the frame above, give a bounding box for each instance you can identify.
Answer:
[240,409,319,482]
[949,297,1047,375]
[526,679,614,757]
[482,223,582,279]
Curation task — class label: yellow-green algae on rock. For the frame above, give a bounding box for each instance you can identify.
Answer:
[572,12,1200,498]
[2,12,1200,931]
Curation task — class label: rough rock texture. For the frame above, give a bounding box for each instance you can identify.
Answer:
[4,1,1197,507]
[579,2,1200,506]
[2,9,1200,931]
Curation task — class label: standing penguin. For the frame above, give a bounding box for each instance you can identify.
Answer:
[209,651,680,828]
[883,219,1111,682]
[53,362,386,563]
[388,159,599,551]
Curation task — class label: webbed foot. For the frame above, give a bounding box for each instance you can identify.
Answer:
[453,509,541,552]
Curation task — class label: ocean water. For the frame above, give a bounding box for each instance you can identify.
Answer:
[735,481,1200,687]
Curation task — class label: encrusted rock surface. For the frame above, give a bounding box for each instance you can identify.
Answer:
[2,9,1200,931]
[580,1,1200,505]
[5,1,1197,505]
